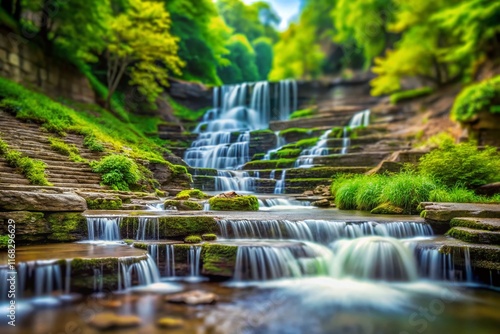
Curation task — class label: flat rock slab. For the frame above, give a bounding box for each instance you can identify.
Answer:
[421,202,500,222]
[0,190,87,211]
[447,227,500,246]
[450,217,500,231]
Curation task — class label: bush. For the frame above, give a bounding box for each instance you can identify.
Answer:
[451,76,500,122]
[83,133,105,152]
[390,87,433,104]
[0,235,9,250]
[355,175,388,211]
[419,141,500,188]
[184,235,202,244]
[335,176,367,210]
[92,155,141,191]
[380,172,438,214]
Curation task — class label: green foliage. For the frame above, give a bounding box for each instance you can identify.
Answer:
[295,137,319,148]
[0,138,51,186]
[390,87,434,104]
[253,37,273,80]
[355,175,388,211]
[83,133,105,152]
[335,176,366,210]
[451,76,500,122]
[106,0,184,107]
[91,155,141,191]
[0,235,9,250]
[208,195,259,211]
[289,108,316,119]
[274,149,302,159]
[217,34,259,83]
[419,141,500,188]
[48,137,86,163]
[86,198,123,210]
[184,235,202,243]
[168,97,207,122]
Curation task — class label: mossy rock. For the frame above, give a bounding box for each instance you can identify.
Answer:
[446,227,500,245]
[157,216,218,238]
[86,197,123,210]
[164,200,203,211]
[201,243,238,277]
[371,203,405,215]
[208,195,259,211]
[175,189,209,200]
[184,235,202,243]
[202,233,217,241]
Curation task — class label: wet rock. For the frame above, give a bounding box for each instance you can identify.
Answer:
[312,199,331,208]
[303,190,314,196]
[475,182,500,197]
[157,317,185,329]
[165,290,219,305]
[88,312,141,330]
[447,227,500,245]
[0,190,86,211]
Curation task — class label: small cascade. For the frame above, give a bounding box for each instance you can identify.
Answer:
[414,246,474,282]
[258,198,313,211]
[165,245,176,277]
[276,79,298,120]
[295,129,332,167]
[203,202,211,211]
[187,246,202,279]
[136,217,159,241]
[233,242,332,281]
[146,203,165,211]
[341,109,370,154]
[87,217,121,241]
[215,170,257,192]
[217,220,433,244]
[331,236,418,281]
[274,170,286,194]
[118,255,160,289]
[264,132,287,160]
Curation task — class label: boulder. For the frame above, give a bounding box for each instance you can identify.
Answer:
[88,313,141,330]
[0,190,87,211]
[312,199,331,208]
[165,290,219,305]
[475,183,500,197]
[371,203,404,215]
[208,193,259,211]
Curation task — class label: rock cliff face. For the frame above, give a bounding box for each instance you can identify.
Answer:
[166,79,213,111]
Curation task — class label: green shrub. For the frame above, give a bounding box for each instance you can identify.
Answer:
[83,133,105,152]
[202,233,217,241]
[355,175,388,211]
[335,176,367,210]
[48,137,86,163]
[0,139,51,186]
[208,195,259,211]
[419,141,500,188]
[290,108,316,119]
[380,172,438,214]
[91,155,141,191]
[390,87,434,104]
[451,76,500,122]
[184,235,202,244]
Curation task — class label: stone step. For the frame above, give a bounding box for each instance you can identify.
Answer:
[46,170,100,178]
[42,164,94,172]
[51,183,105,189]
[450,218,500,232]
[447,227,500,245]
[47,177,101,184]
[312,152,391,167]
[270,115,353,131]
[0,175,31,185]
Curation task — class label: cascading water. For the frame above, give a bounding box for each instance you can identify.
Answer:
[184,80,298,192]
[118,255,160,289]
[413,246,474,282]
[136,217,159,241]
[274,170,286,194]
[341,109,370,154]
[233,242,332,281]
[258,198,313,211]
[263,132,287,160]
[217,220,433,244]
[294,109,371,168]
[87,217,121,241]
[187,246,202,280]
[330,236,418,281]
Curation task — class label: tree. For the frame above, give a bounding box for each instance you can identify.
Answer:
[217,34,259,84]
[253,37,273,80]
[105,0,183,109]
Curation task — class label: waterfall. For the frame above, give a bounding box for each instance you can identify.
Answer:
[258,198,312,211]
[295,109,371,167]
[263,132,287,160]
[118,255,160,289]
[274,169,286,194]
[136,217,159,241]
[330,236,418,281]
[86,217,121,241]
[413,246,474,282]
[146,203,165,211]
[187,246,202,278]
[165,244,176,277]
[185,79,298,191]
[233,242,332,281]
[341,109,370,154]
[216,170,257,192]
[217,220,433,244]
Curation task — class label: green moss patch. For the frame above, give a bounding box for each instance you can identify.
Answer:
[184,235,202,243]
[175,189,209,200]
[86,197,123,210]
[201,243,238,277]
[370,203,404,215]
[164,200,203,211]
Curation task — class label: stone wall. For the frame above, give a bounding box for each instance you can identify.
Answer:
[0,27,95,103]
